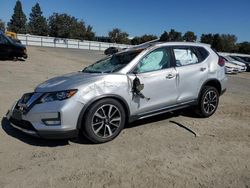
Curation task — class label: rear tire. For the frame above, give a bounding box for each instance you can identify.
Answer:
[82,98,126,144]
[196,86,219,118]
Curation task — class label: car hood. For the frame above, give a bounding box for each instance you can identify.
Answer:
[225,62,240,68]
[13,41,26,49]
[232,60,245,67]
[35,72,105,92]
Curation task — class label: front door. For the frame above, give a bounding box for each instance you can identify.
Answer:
[129,47,178,115]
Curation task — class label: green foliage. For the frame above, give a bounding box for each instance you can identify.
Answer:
[200,34,214,45]
[220,34,238,52]
[160,29,182,41]
[5,1,250,52]
[48,13,95,40]
[238,42,250,54]
[183,31,197,42]
[212,34,223,51]
[108,28,130,44]
[159,31,169,41]
[169,29,182,41]
[28,3,48,36]
[7,0,27,33]
[0,19,5,32]
[131,34,157,45]
[201,33,237,52]
[84,25,95,40]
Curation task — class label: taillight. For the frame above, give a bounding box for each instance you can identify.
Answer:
[218,57,225,67]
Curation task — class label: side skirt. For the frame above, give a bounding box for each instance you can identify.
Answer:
[129,100,197,122]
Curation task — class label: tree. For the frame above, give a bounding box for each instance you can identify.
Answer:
[220,34,237,52]
[48,13,95,40]
[28,3,48,36]
[48,13,75,38]
[201,33,238,52]
[7,0,27,33]
[238,42,250,54]
[84,25,95,40]
[212,34,223,51]
[160,29,182,42]
[131,34,157,45]
[183,31,197,42]
[0,19,5,32]
[108,28,130,44]
[200,34,214,45]
[168,29,182,41]
[159,31,170,41]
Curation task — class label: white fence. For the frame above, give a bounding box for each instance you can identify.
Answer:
[17,34,132,51]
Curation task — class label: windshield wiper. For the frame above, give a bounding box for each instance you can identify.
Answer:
[82,68,103,73]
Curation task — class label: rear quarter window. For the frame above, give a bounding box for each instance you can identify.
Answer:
[196,47,209,61]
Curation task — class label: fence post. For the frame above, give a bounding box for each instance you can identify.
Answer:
[41,37,42,47]
[78,40,79,49]
[26,35,28,45]
[99,43,101,51]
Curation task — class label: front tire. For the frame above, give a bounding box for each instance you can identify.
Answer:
[82,98,126,143]
[197,86,219,118]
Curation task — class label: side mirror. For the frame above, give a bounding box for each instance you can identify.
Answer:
[133,77,144,92]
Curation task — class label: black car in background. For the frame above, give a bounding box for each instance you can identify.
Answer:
[104,47,120,55]
[0,31,27,60]
[230,55,250,71]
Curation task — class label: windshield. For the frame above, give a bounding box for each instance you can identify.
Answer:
[83,50,141,73]
[225,56,235,62]
[0,33,13,44]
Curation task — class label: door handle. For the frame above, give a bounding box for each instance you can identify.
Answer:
[200,67,206,71]
[166,73,176,79]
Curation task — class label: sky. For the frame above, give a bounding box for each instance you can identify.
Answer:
[0,0,250,42]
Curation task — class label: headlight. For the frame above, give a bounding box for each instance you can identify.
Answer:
[39,89,77,103]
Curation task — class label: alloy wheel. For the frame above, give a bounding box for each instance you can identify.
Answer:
[203,90,218,114]
[91,104,121,138]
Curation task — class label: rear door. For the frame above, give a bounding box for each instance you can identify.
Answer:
[172,46,209,103]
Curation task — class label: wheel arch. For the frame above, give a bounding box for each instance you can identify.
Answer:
[76,94,130,130]
[198,79,222,99]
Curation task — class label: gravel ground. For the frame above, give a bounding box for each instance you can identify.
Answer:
[0,46,249,188]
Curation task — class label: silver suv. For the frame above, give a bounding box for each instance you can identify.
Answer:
[6,42,227,143]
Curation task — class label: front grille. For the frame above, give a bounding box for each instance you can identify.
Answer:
[15,92,43,114]
[9,117,37,132]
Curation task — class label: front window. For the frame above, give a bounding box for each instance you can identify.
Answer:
[83,50,141,73]
[134,48,171,73]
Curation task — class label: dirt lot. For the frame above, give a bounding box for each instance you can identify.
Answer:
[0,47,250,188]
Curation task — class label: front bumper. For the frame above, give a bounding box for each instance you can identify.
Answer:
[6,95,84,139]
[225,67,238,74]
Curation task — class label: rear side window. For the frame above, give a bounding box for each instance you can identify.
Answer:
[196,47,209,61]
[173,48,199,67]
